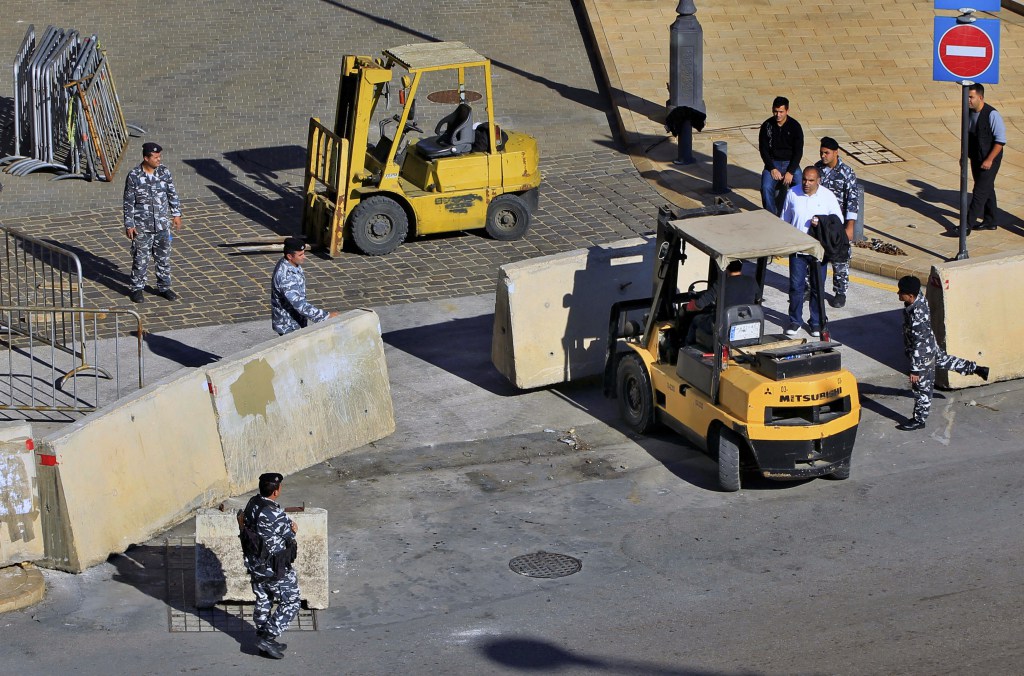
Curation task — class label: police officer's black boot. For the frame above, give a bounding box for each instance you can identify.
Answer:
[256,631,285,659]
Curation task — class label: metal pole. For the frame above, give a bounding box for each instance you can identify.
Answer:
[674,119,695,165]
[956,80,970,260]
[711,140,729,193]
[854,185,865,242]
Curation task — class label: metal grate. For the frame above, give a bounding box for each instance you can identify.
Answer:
[165,537,317,633]
[426,89,482,104]
[509,551,582,578]
[845,140,905,165]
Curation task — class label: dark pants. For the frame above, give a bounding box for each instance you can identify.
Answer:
[761,161,802,216]
[788,254,826,329]
[968,154,1001,227]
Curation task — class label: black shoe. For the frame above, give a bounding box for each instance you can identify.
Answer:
[829,293,846,309]
[896,420,926,431]
[256,636,284,659]
[157,288,178,301]
[976,366,990,381]
[976,223,998,231]
[129,290,144,303]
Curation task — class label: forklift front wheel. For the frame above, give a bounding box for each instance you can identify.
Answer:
[485,194,530,241]
[350,196,410,256]
[616,354,656,434]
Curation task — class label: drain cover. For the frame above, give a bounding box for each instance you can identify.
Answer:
[845,140,905,165]
[509,551,582,578]
[426,89,482,104]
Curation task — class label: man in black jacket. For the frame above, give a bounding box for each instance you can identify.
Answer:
[758,96,804,216]
[965,84,1006,234]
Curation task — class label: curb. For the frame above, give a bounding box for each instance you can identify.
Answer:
[0,564,46,614]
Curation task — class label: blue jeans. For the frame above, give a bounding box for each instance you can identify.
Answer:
[761,161,801,216]
[788,253,826,329]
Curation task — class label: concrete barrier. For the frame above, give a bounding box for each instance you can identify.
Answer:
[37,369,230,572]
[195,504,328,609]
[207,309,395,494]
[928,255,1019,389]
[34,309,394,572]
[0,422,43,567]
[491,237,709,389]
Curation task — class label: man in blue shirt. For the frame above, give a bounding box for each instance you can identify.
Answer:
[966,84,1007,234]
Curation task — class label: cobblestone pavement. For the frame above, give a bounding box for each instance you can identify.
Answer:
[0,0,663,335]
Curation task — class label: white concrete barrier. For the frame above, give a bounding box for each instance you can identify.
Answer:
[37,369,229,572]
[195,505,328,609]
[491,237,709,389]
[928,255,1020,388]
[0,422,43,566]
[207,309,395,494]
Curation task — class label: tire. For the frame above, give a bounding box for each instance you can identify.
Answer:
[485,194,530,241]
[349,195,409,255]
[717,429,742,492]
[616,354,656,434]
[828,459,851,480]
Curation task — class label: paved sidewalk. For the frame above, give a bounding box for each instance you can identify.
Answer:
[581,0,1024,280]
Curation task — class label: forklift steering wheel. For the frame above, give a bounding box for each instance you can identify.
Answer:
[687,280,709,296]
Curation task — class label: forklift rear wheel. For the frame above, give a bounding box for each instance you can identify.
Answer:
[717,429,742,492]
[616,354,656,434]
[485,194,530,241]
[828,460,851,480]
[350,196,409,255]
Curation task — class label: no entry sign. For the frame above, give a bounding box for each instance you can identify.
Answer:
[934,18,1000,83]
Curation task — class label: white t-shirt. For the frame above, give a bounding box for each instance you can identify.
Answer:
[780,184,843,235]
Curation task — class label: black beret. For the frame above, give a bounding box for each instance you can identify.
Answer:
[897,276,921,295]
[820,137,840,151]
[142,142,162,156]
[258,472,283,485]
[283,237,306,254]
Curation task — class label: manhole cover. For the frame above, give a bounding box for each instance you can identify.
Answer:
[426,89,482,104]
[845,140,905,165]
[509,551,582,578]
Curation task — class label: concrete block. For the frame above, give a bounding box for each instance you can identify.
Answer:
[927,254,1019,388]
[195,506,328,609]
[207,310,394,494]
[492,237,709,389]
[37,369,229,572]
[0,423,43,567]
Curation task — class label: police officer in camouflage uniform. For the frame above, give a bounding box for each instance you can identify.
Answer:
[240,472,301,659]
[896,276,989,431]
[815,137,859,308]
[270,237,337,335]
[123,142,182,303]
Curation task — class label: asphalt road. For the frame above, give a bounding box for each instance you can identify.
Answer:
[3,275,1023,675]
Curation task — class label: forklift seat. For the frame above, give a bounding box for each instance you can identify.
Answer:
[415,103,475,158]
[694,304,764,352]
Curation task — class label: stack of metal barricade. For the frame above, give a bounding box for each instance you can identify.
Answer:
[2,25,141,182]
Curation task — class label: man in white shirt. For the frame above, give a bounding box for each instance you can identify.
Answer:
[779,166,842,337]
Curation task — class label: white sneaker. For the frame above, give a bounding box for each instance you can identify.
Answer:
[809,326,821,338]
[783,323,801,338]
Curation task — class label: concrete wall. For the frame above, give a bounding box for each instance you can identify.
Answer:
[928,255,1015,388]
[208,309,395,494]
[38,369,230,572]
[34,309,394,572]
[0,422,43,566]
[195,506,328,609]
[492,237,709,389]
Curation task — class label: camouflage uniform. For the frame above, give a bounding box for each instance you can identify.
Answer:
[270,257,328,335]
[242,494,301,639]
[123,164,181,293]
[903,291,978,424]
[816,157,859,298]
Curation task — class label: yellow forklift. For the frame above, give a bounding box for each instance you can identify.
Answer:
[604,209,860,491]
[302,42,541,256]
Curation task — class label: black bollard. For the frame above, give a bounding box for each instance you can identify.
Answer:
[711,141,729,194]
[854,185,865,242]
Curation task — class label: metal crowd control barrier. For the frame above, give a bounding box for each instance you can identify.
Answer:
[3,24,137,182]
[302,118,349,257]
[0,305,144,413]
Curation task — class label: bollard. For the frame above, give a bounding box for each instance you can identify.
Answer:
[711,141,729,194]
[853,185,865,242]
